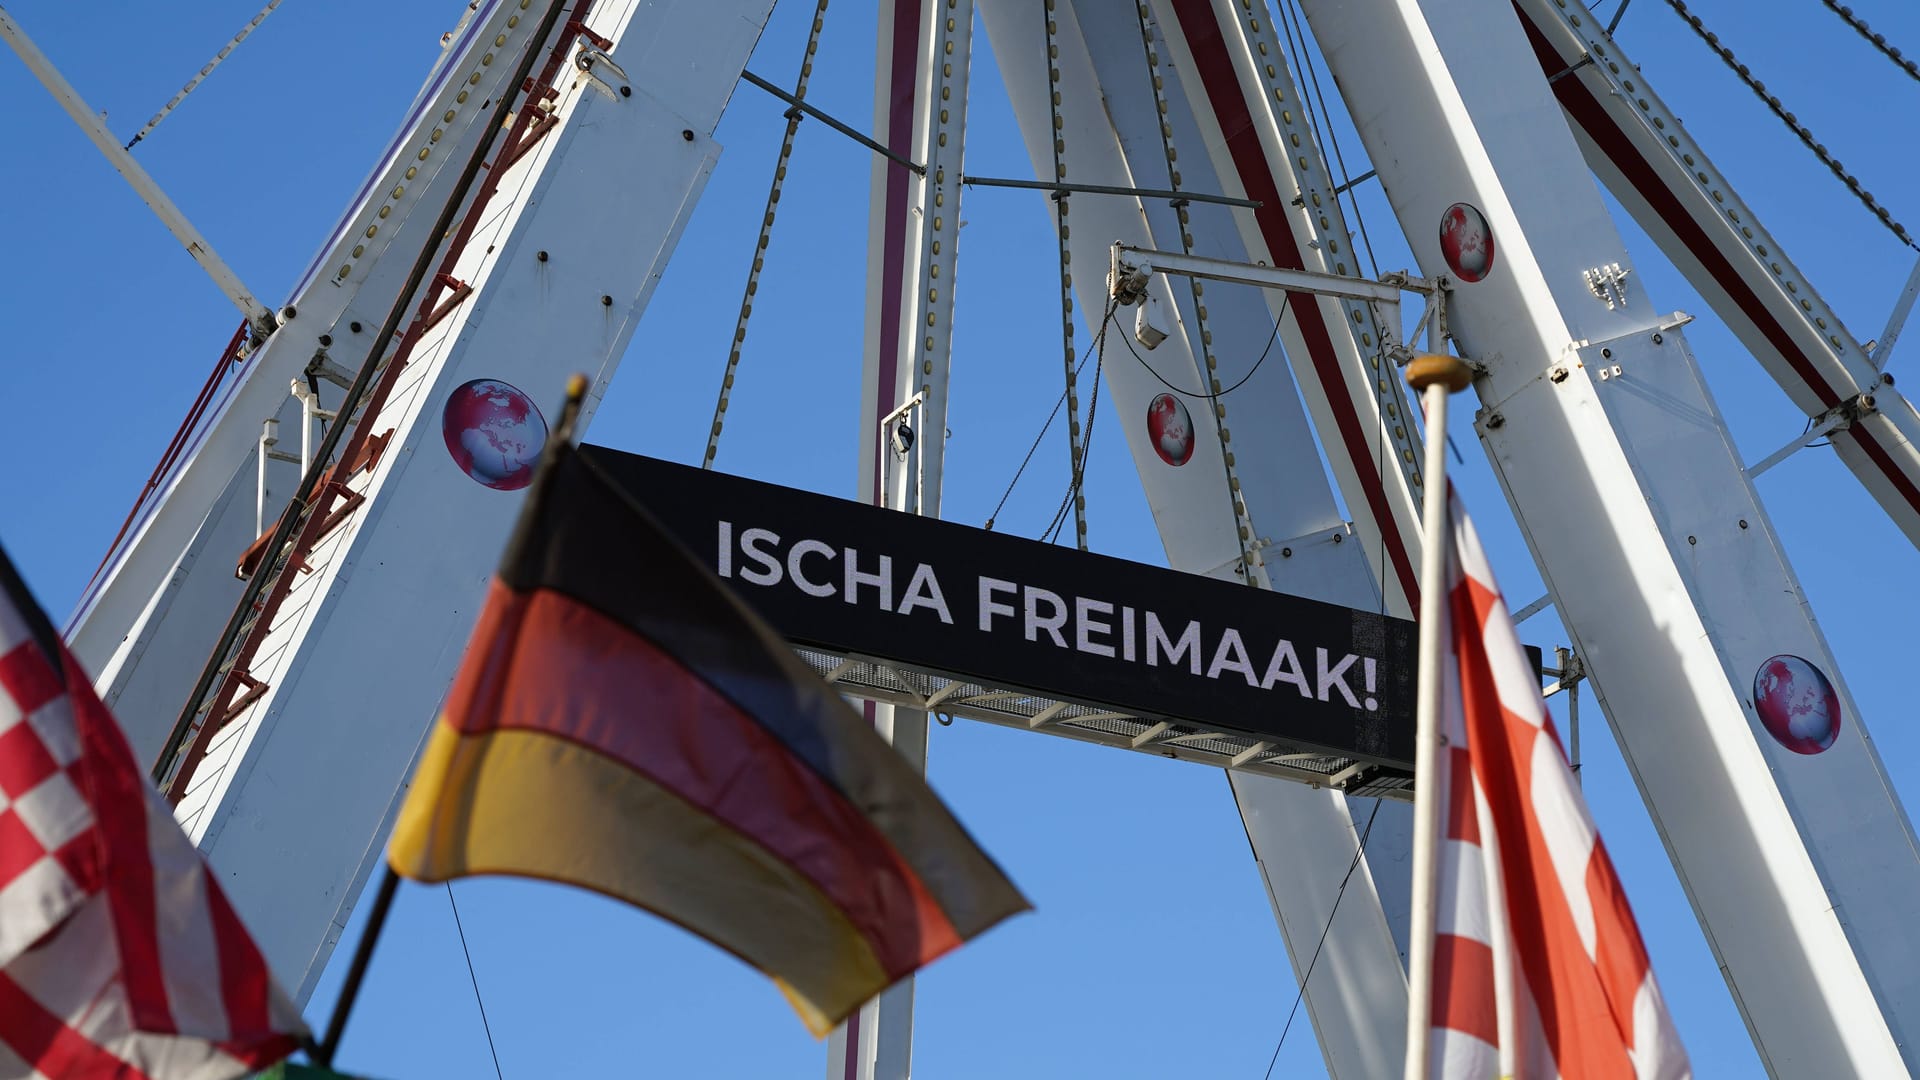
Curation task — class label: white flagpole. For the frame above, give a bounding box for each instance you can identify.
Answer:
[1403,353,1474,1080]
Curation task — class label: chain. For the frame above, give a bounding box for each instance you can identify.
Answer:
[1821,0,1920,84]
[1042,0,1090,548]
[704,0,833,468]
[125,0,285,149]
[1133,3,1260,581]
[1665,0,1915,250]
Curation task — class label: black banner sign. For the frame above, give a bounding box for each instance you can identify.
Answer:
[584,447,1416,769]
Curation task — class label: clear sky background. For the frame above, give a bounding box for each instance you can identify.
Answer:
[2,0,1918,1076]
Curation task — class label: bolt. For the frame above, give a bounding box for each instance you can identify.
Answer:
[1486,412,1506,429]
[318,334,333,347]
[1602,347,1612,358]
[1652,332,1664,344]
[281,305,297,321]
[620,85,631,98]
[1883,372,1896,386]
[601,294,614,306]
[349,321,363,333]
[1281,547,1293,558]
[1332,532,1344,544]
[681,128,695,141]
[537,250,549,262]
[1550,366,1569,383]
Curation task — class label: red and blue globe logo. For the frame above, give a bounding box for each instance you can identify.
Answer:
[1438,202,1495,283]
[1147,393,1194,467]
[1752,654,1842,755]
[441,378,547,491]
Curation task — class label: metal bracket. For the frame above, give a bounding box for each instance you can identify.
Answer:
[574,39,630,100]
[1745,393,1878,479]
[305,354,356,391]
[1583,262,1631,310]
[1871,251,1920,372]
[1110,243,1434,367]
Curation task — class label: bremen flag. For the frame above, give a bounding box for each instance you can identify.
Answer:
[387,441,1030,1035]
[1423,490,1688,1078]
[0,544,305,1078]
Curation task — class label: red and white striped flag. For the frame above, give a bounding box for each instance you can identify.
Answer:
[1425,491,1689,1078]
[0,546,305,1079]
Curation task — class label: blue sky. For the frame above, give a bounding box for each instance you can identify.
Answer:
[2,0,1918,1076]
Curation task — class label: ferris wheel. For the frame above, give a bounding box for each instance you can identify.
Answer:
[3,0,1918,1075]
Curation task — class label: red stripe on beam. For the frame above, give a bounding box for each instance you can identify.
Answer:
[1515,11,1920,524]
[871,0,921,506]
[448,583,964,977]
[1168,0,1423,611]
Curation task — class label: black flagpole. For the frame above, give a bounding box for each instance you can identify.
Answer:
[311,866,400,1068]
[311,372,588,1069]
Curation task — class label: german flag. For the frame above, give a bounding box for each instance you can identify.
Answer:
[386,391,1028,1036]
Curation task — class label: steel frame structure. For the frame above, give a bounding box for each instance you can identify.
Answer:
[30,0,1920,1075]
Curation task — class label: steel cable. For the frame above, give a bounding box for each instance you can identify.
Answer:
[703,0,834,468]
[1820,0,1920,84]
[1665,0,1916,250]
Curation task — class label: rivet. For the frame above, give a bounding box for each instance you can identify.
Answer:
[537,250,549,262]
[682,129,695,141]
[601,295,613,306]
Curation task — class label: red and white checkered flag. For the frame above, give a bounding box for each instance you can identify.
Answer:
[1424,491,1689,1078]
[0,546,304,1078]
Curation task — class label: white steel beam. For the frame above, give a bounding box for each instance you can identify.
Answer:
[1112,243,1413,307]
[982,3,1415,1075]
[145,0,771,1002]
[1873,253,1920,372]
[1301,0,1920,1073]
[0,5,276,335]
[1513,0,1920,551]
[68,0,561,757]
[831,1,972,1077]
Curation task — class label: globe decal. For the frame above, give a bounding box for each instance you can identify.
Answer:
[1438,202,1495,283]
[1147,393,1194,466]
[441,378,548,491]
[1752,654,1842,755]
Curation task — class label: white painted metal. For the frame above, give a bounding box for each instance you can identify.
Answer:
[1874,252,1920,372]
[1300,0,1920,1072]
[147,0,773,1000]
[1149,0,1431,618]
[981,3,1413,1074]
[0,4,275,333]
[69,0,560,754]
[832,1,972,1076]
[1513,0,1920,551]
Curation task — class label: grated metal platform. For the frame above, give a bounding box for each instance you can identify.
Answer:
[796,648,1414,802]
